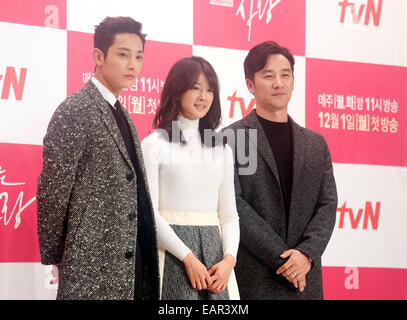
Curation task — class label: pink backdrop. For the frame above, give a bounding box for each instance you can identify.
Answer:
[1,0,406,299]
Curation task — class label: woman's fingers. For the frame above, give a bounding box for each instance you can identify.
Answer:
[208,265,217,276]
[201,273,208,290]
[210,280,226,293]
[183,253,233,292]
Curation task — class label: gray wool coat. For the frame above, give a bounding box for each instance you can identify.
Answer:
[225,110,337,300]
[36,81,160,300]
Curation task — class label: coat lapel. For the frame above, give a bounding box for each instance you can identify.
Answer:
[84,81,134,172]
[290,116,306,196]
[121,103,145,168]
[287,116,306,244]
[115,99,150,185]
[243,111,307,244]
[242,110,281,187]
[242,110,286,240]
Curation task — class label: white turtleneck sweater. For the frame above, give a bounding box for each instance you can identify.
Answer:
[141,116,240,261]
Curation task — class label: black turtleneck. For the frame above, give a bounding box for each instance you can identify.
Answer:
[257,114,293,225]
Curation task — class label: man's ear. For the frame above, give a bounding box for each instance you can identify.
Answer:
[92,48,104,67]
[246,78,255,95]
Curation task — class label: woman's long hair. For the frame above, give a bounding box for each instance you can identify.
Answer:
[153,56,223,147]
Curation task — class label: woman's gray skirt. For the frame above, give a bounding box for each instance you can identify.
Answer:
[158,210,240,300]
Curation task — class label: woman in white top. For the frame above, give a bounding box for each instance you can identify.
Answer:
[141,56,240,300]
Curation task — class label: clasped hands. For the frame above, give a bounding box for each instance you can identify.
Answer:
[276,249,312,292]
[183,252,235,294]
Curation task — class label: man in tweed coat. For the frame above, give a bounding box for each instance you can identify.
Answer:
[36,17,159,300]
[226,41,338,299]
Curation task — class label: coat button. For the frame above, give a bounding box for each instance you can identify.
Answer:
[125,251,134,259]
[128,213,136,221]
[127,173,134,181]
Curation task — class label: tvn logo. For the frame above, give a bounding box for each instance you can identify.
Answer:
[338,0,383,26]
[337,201,381,230]
[228,91,256,118]
[0,67,27,101]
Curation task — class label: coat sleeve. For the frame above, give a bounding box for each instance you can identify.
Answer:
[36,102,87,265]
[295,136,338,263]
[234,161,290,272]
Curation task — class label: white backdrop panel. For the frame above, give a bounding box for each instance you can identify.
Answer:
[0,22,67,146]
[67,0,193,44]
[0,263,57,300]
[323,163,407,268]
[306,0,407,67]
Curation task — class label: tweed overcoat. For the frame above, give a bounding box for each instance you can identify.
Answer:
[225,110,337,300]
[36,81,160,300]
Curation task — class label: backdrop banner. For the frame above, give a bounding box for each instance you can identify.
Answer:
[0,0,406,300]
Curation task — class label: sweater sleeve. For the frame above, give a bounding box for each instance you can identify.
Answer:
[141,133,192,261]
[217,144,240,260]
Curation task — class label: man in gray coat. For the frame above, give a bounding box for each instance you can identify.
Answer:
[226,41,337,299]
[36,17,159,300]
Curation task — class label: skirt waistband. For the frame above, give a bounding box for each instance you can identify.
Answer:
[159,210,219,226]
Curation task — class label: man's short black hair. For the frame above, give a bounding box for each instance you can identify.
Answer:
[94,16,146,57]
[244,41,295,82]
